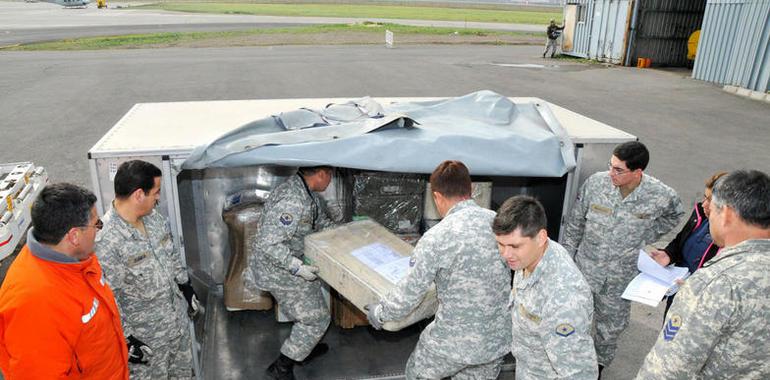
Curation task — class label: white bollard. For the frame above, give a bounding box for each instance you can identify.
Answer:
[385,30,394,48]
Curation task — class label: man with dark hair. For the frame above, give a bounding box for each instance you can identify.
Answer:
[113,159,162,198]
[562,141,684,375]
[366,160,511,379]
[494,195,597,379]
[0,183,129,379]
[637,170,770,379]
[251,165,336,379]
[96,160,197,379]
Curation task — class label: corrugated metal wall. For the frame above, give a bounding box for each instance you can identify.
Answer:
[693,0,770,92]
[590,0,632,63]
[564,0,632,64]
[564,0,707,66]
[564,0,593,58]
[630,0,706,66]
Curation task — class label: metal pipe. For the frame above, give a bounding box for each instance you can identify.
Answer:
[18,183,32,201]
[1,211,12,224]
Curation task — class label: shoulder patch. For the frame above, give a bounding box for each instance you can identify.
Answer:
[555,323,575,337]
[279,213,294,226]
[663,315,682,341]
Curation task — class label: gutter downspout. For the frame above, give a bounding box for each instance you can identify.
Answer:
[624,0,641,66]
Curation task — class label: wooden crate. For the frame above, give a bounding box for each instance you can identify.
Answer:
[331,290,369,329]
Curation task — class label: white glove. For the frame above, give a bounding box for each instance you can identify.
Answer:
[190,294,203,317]
[290,258,319,281]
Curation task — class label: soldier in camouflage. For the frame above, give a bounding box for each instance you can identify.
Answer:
[494,196,597,380]
[561,141,683,374]
[250,166,335,380]
[96,161,197,379]
[637,170,770,379]
[367,161,511,379]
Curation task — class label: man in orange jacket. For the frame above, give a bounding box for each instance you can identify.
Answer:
[0,183,129,379]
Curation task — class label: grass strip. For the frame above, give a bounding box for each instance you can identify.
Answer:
[136,2,562,25]
[3,23,541,51]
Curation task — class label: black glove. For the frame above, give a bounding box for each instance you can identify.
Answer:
[127,335,152,365]
[178,281,201,318]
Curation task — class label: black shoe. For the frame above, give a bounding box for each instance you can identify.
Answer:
[300,343,329,365]
[266,354,296,380]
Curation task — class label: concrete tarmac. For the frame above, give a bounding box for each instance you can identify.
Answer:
[1,8,769,380]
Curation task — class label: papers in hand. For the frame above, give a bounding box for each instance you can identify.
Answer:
[621,250,690,307]
[351,243,411,284]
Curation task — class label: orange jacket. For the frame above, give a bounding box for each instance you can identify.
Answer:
[0,244,129,380]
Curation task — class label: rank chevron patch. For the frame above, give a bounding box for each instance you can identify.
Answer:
[664,315,682,341]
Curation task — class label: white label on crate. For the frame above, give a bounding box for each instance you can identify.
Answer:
[351,242,411,283]
[377,256,411,284]
[108,161,119,182]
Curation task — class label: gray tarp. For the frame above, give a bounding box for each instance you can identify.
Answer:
[182,91,576,177]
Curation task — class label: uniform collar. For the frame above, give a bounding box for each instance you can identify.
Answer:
[625,173,649,202]
[704,239,770,267]
[27,228,94,267]
[104,201,148,241]
[604,171,648,202]
[444,199,475,217]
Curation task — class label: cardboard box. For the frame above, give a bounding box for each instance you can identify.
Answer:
[222,203,273,311]
[304,220,438,331]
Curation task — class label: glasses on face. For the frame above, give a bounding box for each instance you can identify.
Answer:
[607,163,631,176]
[79,218,104,230]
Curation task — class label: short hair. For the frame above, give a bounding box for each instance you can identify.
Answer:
[711,170,770,228]
[492,195,547,238]
[613,141,649,171]
[705,171,728,190]
[114,160,162,199]
[429,160,471,199]
[31,183,97,245]
[298,166,333,176]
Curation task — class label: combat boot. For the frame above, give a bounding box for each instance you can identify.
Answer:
[266,353,297,380]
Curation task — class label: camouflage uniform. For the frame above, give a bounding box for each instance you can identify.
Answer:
[636,239,770,380]
[96,204,193,379]
[562,171,683,366]
[509,239,597,380]
[250,174,333,361]
[378,200,512,379]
